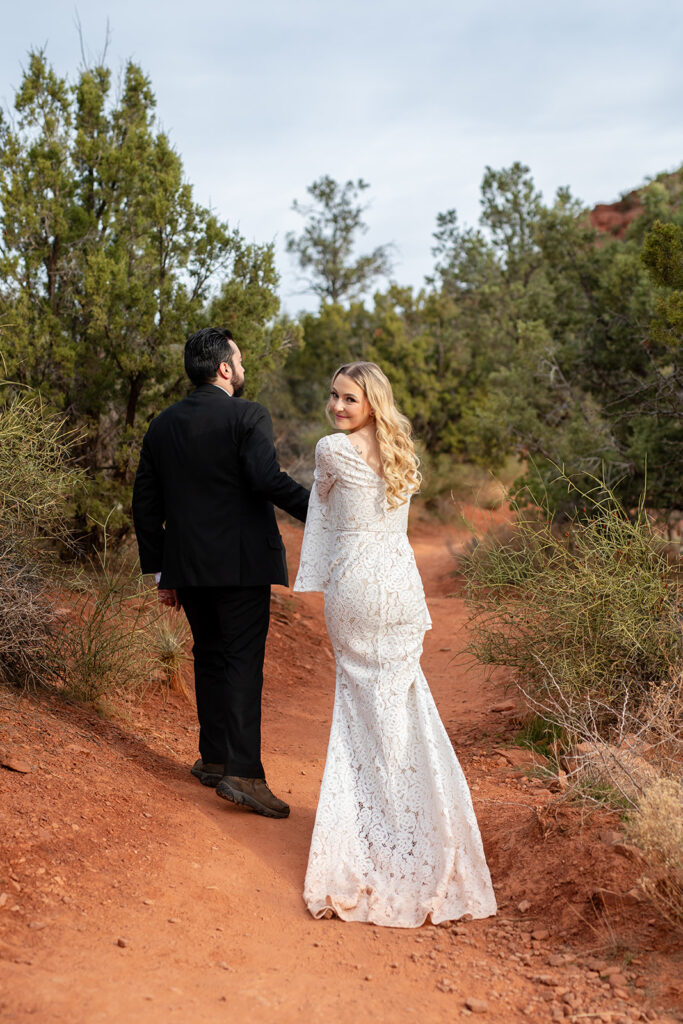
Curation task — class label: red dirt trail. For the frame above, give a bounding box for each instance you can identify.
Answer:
[0,514,680,1024]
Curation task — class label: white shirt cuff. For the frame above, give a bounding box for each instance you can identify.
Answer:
[154,572,162,585]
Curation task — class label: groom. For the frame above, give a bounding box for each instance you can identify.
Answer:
[132,327,309,818]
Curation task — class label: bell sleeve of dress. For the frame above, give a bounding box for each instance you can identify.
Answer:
[293,436,336,593]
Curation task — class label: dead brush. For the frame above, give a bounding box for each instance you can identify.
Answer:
[515,660,681,808]
[0,551,61,689]
[0,384,173,706]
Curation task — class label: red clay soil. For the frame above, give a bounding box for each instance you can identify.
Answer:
[0,514,681,1024]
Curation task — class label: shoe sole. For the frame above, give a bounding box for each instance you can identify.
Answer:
[216,783,290,819]
[190,767,223,788]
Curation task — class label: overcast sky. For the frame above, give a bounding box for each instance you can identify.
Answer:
[2,0,682,312]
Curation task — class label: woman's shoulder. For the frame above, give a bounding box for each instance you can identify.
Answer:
[315,433,352,478]
[316,432,346,455]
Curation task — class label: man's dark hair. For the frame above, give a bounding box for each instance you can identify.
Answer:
[184,327,235,386]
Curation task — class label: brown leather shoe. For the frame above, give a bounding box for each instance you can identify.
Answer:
[190,759,225,787]
[216,776,290,818]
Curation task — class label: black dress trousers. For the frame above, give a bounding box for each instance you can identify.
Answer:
[179,585,271,779]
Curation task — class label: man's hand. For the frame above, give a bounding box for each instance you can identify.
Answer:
[158,588,180,610]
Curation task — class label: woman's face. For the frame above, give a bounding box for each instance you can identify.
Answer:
[329,374,374,432]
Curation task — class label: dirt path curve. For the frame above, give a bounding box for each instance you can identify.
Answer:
[0,517,678,1023]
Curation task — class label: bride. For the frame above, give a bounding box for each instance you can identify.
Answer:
[294,361,497,928]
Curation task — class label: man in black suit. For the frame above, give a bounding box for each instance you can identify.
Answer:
[132,327,309,818]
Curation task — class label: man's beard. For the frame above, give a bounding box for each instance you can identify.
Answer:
[232,375,245,398]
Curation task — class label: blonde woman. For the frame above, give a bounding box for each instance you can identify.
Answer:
[294,362,496,928]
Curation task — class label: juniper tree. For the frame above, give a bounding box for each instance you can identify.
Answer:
[286,175,393,305]
[0,50,287,532]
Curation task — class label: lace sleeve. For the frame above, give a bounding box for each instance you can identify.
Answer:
[293,437,336,593]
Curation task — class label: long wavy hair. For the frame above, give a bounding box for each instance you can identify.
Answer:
[330,361,421,509]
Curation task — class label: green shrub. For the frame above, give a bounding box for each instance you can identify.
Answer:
[0,384,82,554]
[462,474,682,728]
[0,384,81,688]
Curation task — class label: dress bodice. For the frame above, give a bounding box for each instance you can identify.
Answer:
[294,433,413,593]
[320,432,409,534]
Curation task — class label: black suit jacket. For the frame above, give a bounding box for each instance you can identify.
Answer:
[132,385,309,587]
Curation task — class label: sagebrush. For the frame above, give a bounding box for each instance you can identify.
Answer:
[0,385,80,688]
[462,478,682,728]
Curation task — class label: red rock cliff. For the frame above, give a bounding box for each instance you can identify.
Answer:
[589,189,644,238]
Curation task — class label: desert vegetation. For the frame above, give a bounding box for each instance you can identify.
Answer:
[0,384,79,690]
[462,478,681,728]
[461,474,682,924]
[0,380,188,705]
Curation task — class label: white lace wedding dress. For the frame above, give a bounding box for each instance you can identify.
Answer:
[293,432,497,928]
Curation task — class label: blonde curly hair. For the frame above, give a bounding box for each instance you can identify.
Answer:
[330,361,421,509]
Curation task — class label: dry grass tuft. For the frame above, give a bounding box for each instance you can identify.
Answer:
[629,776,683,930]
[146,610,192,700]
[0,554,60,689]
[0,382,180,705]
[58,560,153,703]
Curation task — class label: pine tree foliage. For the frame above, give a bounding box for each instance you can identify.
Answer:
[0,50,288,534]
[282,163,683,514]
[285,176,393,304]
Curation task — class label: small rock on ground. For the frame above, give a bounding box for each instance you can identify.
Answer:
[464,997,489,1013]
